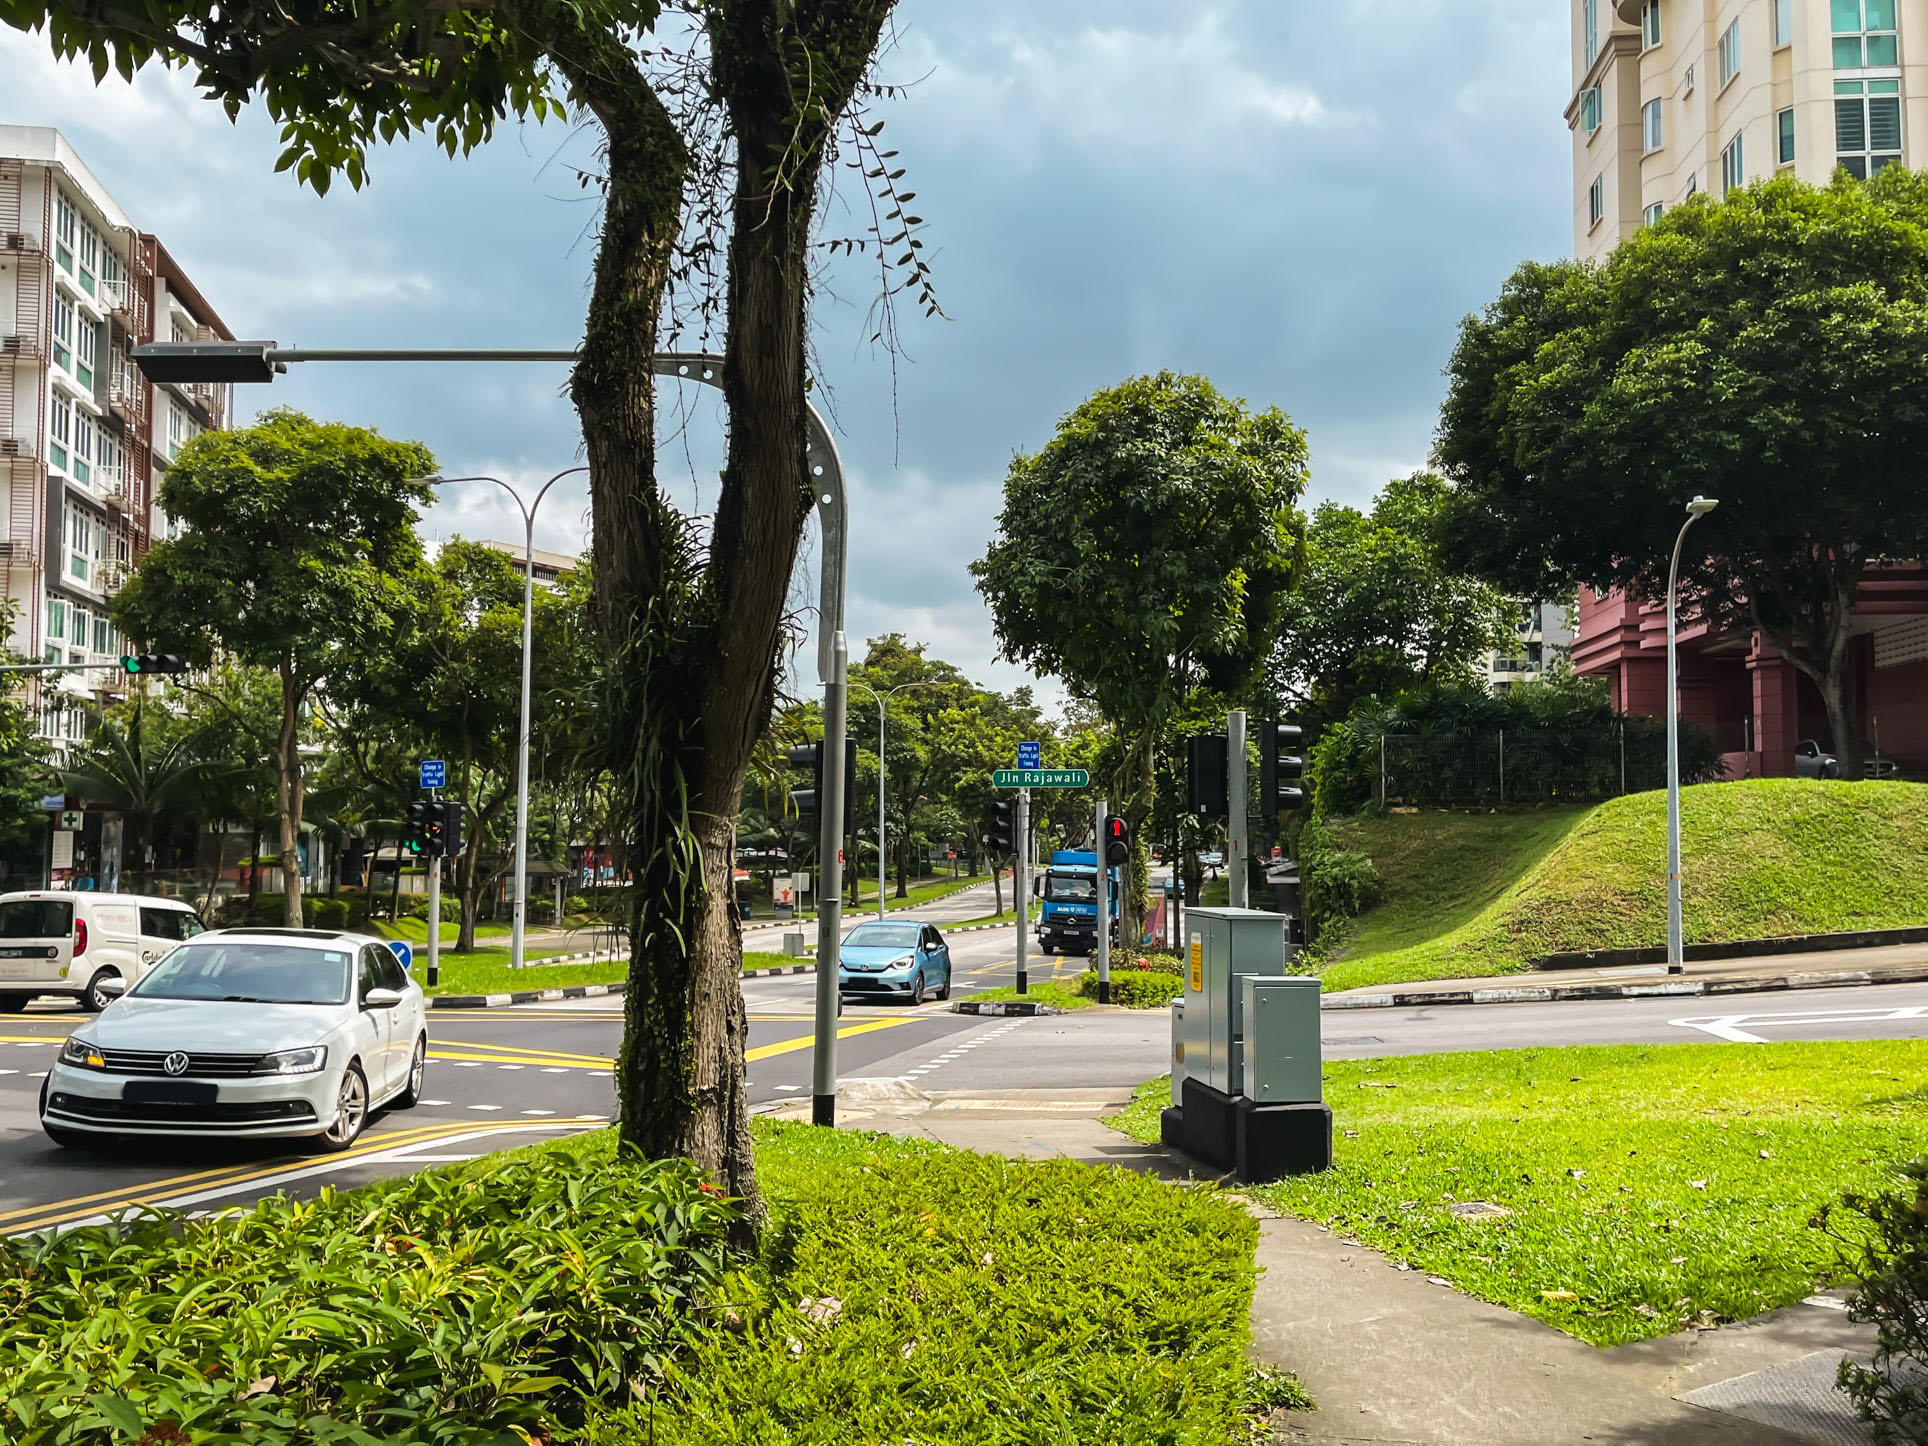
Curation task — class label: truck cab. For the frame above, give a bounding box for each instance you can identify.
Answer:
[1034,849,1120,956]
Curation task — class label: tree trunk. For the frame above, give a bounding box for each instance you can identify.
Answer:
[275,666,305,928]
[1117,723,1157,949]
[1754,561,1864,778]
[894,819,908,899]
[457,804,483,953]
[247,817,262,914]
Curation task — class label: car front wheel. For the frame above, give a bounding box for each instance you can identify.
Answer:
[909,971,926,1006]
[317,1063,369,1152]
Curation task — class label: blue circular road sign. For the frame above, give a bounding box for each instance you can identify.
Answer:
[389,940,413,970]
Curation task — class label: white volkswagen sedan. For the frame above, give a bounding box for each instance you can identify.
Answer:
[38,928,428,1153]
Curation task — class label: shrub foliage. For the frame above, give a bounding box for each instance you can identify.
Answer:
[1834,1158,1928,1445]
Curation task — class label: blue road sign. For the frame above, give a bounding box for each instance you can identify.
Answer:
[1017,740,1041,771]
[389,940,413,970]
[419,760,446,790]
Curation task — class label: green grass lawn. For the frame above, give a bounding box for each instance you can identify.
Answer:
[778,871,992,923]
[369,917,511,945]
[742,950,808,972]
[1114,1040,1928,1346]
[1316,779,1928,993]
[419,947,624,996]
[969,979,1094,1010]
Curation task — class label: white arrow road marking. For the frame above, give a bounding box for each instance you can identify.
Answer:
[1671,1005,1928,1043]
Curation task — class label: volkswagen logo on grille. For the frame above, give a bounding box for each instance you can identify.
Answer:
[162,1051,191,1077]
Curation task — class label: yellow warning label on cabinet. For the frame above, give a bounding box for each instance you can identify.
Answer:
[1189,934,1203,991]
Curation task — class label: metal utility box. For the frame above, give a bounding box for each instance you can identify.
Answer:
[1242,975,1323,1103]
[1181,907,1292,1096]
[1171,997,1188,1107]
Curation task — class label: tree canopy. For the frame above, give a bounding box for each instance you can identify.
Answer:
[1438,170,1928,775]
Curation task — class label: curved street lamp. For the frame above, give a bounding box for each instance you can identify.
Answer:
[1665,494,1720,975]
[846,678,940,921]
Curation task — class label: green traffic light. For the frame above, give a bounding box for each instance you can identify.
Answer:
[120,655,141,674]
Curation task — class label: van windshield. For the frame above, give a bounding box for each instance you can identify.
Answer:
[0,899,73,938]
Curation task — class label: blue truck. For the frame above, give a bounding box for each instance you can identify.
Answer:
[1034,849,1121,955]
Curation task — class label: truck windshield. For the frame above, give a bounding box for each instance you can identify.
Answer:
[1045,874,1096,903]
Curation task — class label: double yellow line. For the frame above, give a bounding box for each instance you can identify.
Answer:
[3,1116,600,1237]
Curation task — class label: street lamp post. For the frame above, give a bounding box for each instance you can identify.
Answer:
[1666,495,1720,975]
[427,469,586,971]
[846,679,938,921]
[131,341,855,1122]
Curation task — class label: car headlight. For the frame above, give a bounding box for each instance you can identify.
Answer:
[253,1045,328,1076]
[889,953,916,972]
[60,1036,106,1070]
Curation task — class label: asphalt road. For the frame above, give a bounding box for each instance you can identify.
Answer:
[4,909,1925,1235]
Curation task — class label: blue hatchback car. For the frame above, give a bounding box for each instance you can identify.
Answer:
[837,919,953,1004]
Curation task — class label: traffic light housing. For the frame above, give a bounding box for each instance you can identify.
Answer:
[121,653,188,676]
[403,801,429,856]
[438,802,463,860]
[1258,720,1307,815]
[787,741,823,821]
[989,800,1016,854]
[1186,734,1228,817]
[1103,814,1130,867]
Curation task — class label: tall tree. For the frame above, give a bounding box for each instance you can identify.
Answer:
[60,698,223,889]
[972,372,1309,945]
[1438,171,1928,777]
[1277,472,1511,727]
[16,0,916,1227]
[113,410,433,926]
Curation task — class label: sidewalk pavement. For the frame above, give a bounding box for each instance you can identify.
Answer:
[769,1081,1880,1444]
[1325,940,1928,1011]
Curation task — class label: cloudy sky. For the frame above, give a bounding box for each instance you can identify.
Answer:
[2,1,1573,702]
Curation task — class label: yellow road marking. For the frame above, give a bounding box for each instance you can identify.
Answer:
[745,1016,911,1063]
[429,1048,611,1069]
[0,1116,509,1226]
[425,1038,613,1063]
[7,1118,600,1235]
[0,1033,69,1043]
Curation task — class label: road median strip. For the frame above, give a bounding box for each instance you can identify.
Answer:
[1322,961,1928,1011]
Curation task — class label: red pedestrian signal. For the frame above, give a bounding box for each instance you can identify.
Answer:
[1103,814,1130,867]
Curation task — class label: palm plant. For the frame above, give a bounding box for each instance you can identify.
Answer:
[60,699,225,890]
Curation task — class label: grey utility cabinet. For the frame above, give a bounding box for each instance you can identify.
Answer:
[1181,907,1293,1095]
[1242,975,1323,1103]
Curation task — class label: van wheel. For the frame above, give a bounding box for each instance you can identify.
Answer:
[82,970,123,1013]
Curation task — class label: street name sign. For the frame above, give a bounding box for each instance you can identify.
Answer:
[993,768,1089,788]
[1017,740,1042,770]
[419,759,446,790]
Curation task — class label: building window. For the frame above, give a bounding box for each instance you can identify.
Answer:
[1833,0,1898,68]
[1589,174,1605,226]
[1580,86,1602,134]
[53,193,75,273]
[73,413,93,485]
[51,292,73,374]
[1645,201,1665,225]
[1684,62,1695,92]
[1686,171,1700,196]
[1643,98,1664,151]
[1775,0,1795,47]
[1585,0,1599,64]
[76,225,97,296]
[1721,131,1746,191]
[46,599,65,655]
[1719,18,1742,87]
[67,506,94,584]
[48,391,71,473]
[101,250,123,307]
[97,433,119,488]
[1643,0,1662,49]
[1778,107,1797,163]
[74,317,96,392]
[1835,78,1903,176]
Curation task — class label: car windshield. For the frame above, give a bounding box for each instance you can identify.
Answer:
[129,942,351,1005]
[844,924,919,948]
[1046,874,1096,902]
[0,899,72,938]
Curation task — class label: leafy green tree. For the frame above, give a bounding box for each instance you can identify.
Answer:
[11,0,917,1224]
[1278,473,1511,726]
[1438,172,1928,777]
[972,372,1309,944]
[0,603,53,853]
[113,410,433,927]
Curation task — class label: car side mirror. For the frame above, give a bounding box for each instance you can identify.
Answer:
[97,976,128,999]
[364,987,404,1010]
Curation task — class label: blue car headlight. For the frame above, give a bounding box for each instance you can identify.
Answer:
[887,953,916,974]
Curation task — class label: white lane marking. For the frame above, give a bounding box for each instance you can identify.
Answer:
[521,1109,555,1116]
[467,1104,503,1111]
[420,1099,451,1106]
[0,1069,15,1076]
[453,1061,482,1068]
[496,1064,525,1070]
[541,1067,567,1074]
[1671,1004,1928,1044]
[775,1084,800,1092]
[395,1153,484,1162]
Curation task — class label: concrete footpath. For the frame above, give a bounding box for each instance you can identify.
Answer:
[771,1082,1881,1445]
[1326,940,1928,1012]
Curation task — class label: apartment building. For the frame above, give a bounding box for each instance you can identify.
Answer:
[0,127,233,747]
[1483,598,1577,694]
[1569,0,1928,259]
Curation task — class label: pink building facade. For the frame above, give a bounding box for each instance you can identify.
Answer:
[1572,566,1928,779]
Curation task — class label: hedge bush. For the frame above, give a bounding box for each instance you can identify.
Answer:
[308,896,350,930]
[1833,1157,1928,1444]
[0,1149,739,1444]
[1076,968,1185,1008]
[1298,816,1382,945]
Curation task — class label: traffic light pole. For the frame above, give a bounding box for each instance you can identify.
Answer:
[1094,796,1111,1005]
[813,632,849,1128]
[1228,710,1249,909]
[426,846,441,988]
[1014,787,1029,996]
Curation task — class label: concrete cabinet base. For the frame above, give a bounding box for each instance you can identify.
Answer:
[1167,1076,1332,1182]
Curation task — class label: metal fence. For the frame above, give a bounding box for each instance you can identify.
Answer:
[1376,723,1675,809]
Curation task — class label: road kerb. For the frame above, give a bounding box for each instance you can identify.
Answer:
[1321,962,1928,1012]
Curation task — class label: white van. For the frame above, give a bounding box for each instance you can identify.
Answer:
[0,892,207,1012]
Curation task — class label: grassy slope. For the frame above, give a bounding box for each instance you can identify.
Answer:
[1114,1041,1928,1346]
[1318,779,1928,993]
